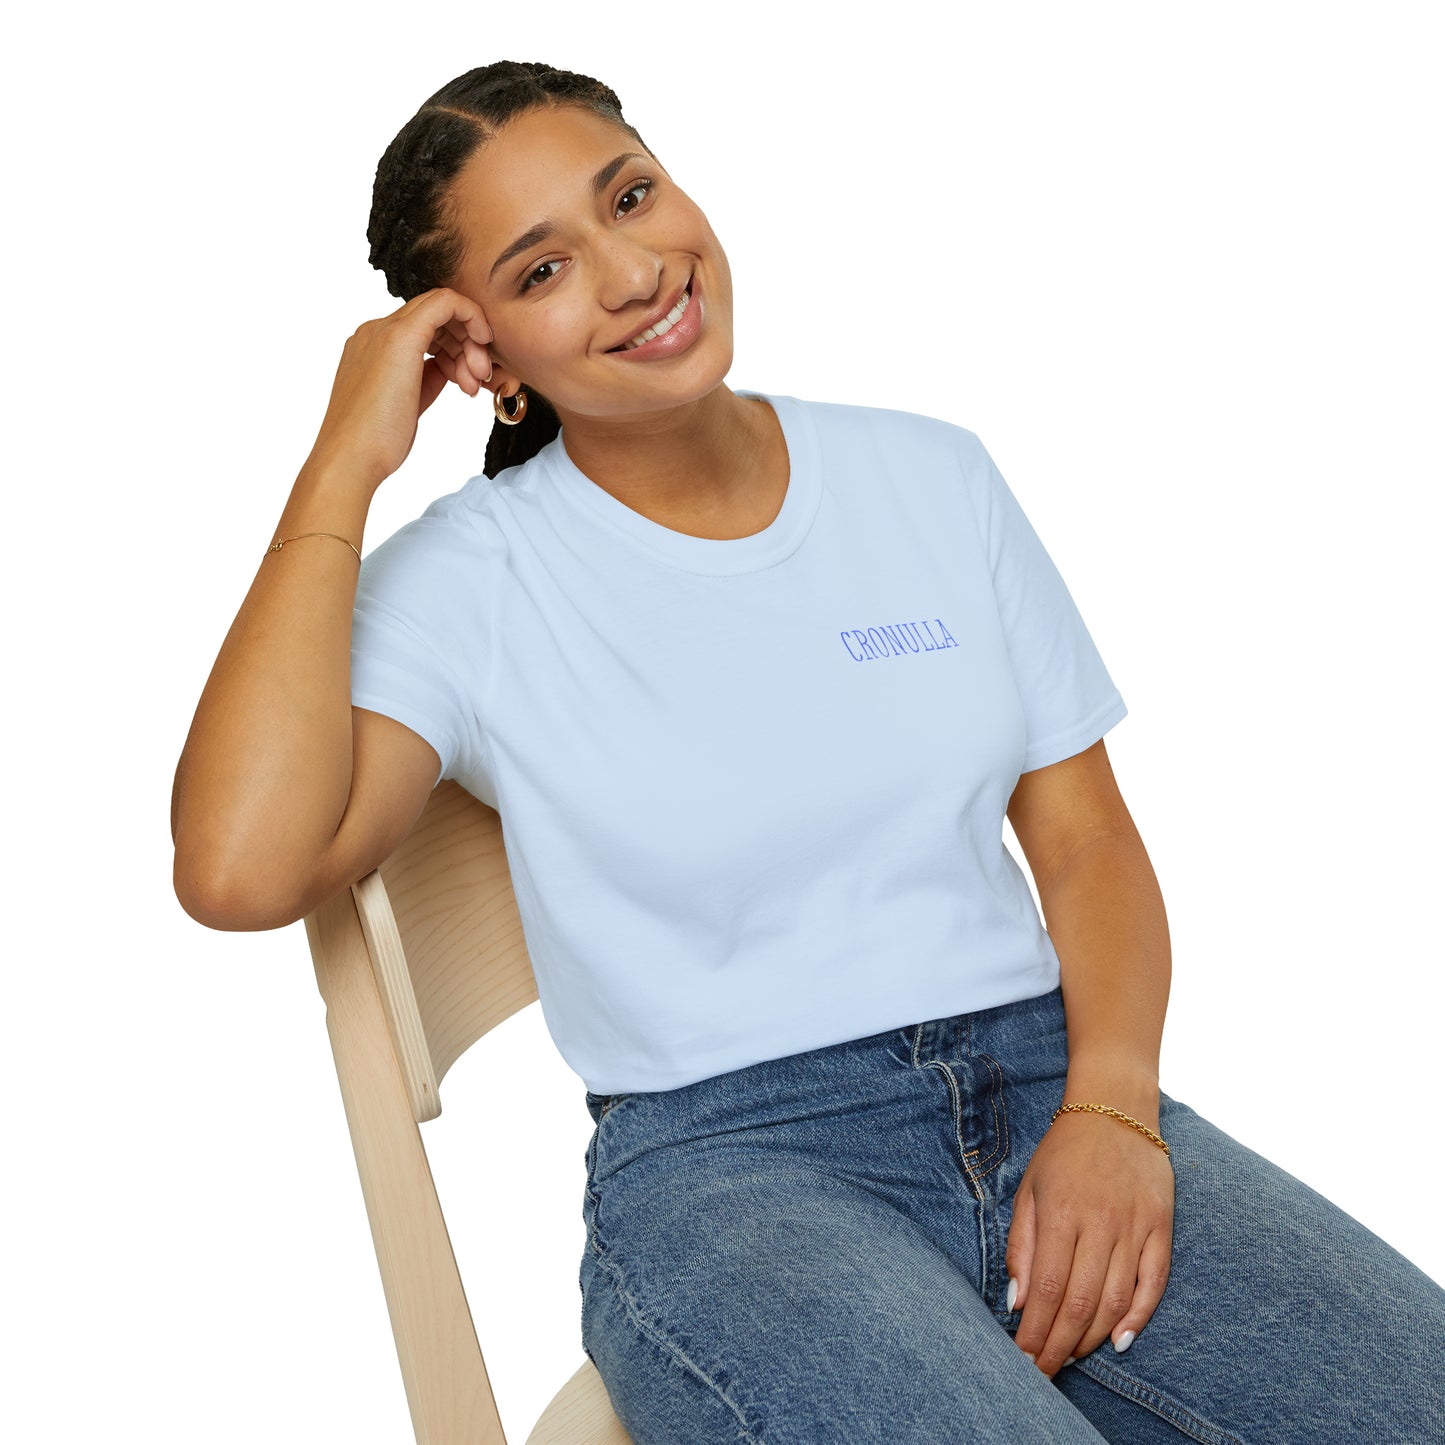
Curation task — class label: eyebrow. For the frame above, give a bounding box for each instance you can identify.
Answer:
[488,152,651,281]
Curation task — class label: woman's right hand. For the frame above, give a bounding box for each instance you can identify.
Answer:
[173,287,493,930]
[307,287,494,492]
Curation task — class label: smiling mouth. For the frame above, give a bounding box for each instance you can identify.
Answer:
[608,284,693,352]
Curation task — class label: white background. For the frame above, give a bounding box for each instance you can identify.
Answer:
[6,3,1441,1440]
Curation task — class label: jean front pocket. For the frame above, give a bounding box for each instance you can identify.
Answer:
[589,1094,628,1130]
[586,1091,641,1199]
[583,1094,630,1255]
[584,1093,625,1183]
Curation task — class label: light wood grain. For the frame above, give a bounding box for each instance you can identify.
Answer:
[527,1359,635,1445]
[305,781,632,1443]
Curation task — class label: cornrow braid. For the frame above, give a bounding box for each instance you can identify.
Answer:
[366,61,649,477]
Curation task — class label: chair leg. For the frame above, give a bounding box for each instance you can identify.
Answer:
[308,890,508,1445]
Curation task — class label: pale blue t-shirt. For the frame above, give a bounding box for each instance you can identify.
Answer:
[350,393,1127,1094]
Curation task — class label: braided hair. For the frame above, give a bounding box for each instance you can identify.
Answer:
[367,61,649,478]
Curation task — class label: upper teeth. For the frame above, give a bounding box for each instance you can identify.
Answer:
[620,286,691,350]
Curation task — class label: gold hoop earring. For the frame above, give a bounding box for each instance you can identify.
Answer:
[493,388,528,426]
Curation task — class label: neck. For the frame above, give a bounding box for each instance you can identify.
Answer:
[552,386,784,532]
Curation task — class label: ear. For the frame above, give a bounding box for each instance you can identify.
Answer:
[485,362,525,404]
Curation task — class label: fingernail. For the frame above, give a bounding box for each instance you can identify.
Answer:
[1022,1352,1036,1364]
[1064,1357,1077,1367]
[1113,1330,1136,1354]
[1006,1277,1018,1312]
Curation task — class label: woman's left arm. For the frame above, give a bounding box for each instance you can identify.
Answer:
[1004,737,1175,1377]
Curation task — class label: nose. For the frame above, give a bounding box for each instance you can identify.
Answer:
[594,232,662,311]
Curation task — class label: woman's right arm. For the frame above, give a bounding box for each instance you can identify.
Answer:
[171,289,493,931]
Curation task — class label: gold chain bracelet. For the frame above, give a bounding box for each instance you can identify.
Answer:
[266,532,362,563]
[1051,1102,1170,1158]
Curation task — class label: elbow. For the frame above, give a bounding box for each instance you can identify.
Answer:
[172,846,314,933]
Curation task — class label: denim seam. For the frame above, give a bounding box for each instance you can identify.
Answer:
[589,1244,767,1443]
[918,1047,1010,1173]
[584,1125,606,1256]
[965,1052,1010,1180]
[1074,1355,1248,1445]
[971,1053,1011,1310]
[921,1060,980,1196]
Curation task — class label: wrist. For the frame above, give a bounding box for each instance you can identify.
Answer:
[297,442,390,504]
[1062,1058,1160,1132]
[279,456,376,547]
[1051,1102,1171,1159]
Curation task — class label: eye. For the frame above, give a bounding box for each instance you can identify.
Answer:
[521,258,564,291]
[615,179,654,218]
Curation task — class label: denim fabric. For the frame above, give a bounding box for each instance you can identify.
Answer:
[578,987,1445,1443]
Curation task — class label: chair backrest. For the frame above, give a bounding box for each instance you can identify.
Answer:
[349,779,537,1122]
[303,781,629,1445]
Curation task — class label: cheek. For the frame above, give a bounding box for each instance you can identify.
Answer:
[680,195,724,250]
[498,304,586,380]
[688,212,731,293]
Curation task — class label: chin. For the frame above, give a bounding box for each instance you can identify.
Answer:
[550,349,736,423]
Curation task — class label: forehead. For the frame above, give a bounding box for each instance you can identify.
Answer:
[449,105,646,254]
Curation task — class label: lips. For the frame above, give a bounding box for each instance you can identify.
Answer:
[606,278,696,355]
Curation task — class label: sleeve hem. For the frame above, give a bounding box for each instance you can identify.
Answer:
[1020,692,1128,774]
[351,695,455,787]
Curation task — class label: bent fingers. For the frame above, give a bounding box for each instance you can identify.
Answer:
[1110,1225,1172,1354]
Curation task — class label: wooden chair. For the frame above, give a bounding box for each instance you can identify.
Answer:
[303,779,633,1444]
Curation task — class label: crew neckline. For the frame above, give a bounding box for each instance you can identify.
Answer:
[538,391,821,576]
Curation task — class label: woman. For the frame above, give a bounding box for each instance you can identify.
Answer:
[172,61,1444,1442]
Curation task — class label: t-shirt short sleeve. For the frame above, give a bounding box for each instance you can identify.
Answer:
[967,436,1127,773]
[349,516,476,787]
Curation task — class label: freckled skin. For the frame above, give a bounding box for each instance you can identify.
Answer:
[445,105,737,429]
[442,103,786,533]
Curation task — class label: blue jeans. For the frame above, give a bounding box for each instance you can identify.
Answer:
[578,987,1445,1442]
